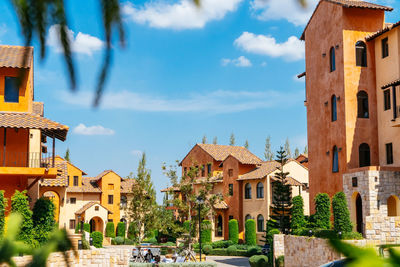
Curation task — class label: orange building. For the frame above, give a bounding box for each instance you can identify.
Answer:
[302,0,400,242]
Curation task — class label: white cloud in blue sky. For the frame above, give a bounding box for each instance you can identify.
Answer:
[221,56,252,67]
[123,0,243,30]
[73,123,115,136]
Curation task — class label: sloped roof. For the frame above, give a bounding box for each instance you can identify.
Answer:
[0,45,33,68]
[121,178,136,194]
[160,186,181,193]
[366,21,400,41]
[214,200,228,210]
[40,161,68,187]
[0,112,68,141]
[75,201,112,215]
[67,177,102,193]
[237,161,280,181]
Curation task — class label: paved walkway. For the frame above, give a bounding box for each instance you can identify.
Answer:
[206,256,250,267]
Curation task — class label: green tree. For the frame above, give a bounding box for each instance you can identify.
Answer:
[314,193,331,229]
[0,191,6,238]
[269,148,292,233]
[264,136,274,161]
[294,147,300,158]
[244,140,249,149]
[332,192,352,233]
[284,138,292,158]
[213,137,218,145]
[291,195,306,232]
[11,190,33,245]
[230,133,235,145]
[32,197,56,244]
[245,219,257,246]
[304,145,308,155]
[202,135,207,144]
[116,222,126,237]
[126,153,157,243]
[228,219,239,244]
[64,148,70,162]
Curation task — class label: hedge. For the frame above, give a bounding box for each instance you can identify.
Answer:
[275,255,284,267]
[114,236,124,245]
[129,263,217,267]
[314,193,331,229]
[202,244,212,255]
[228,219,239,244]
[0,191,6,238]
[194,248,247,257]
[75,222,81,234]
[332,192,352,233]
[227,245,237,256]
[291,195,306,231]
[90,231,103,248]
[11,190,33,245]
[32,197,56,244]
[83,223,90,233]
[116,222,126,237]
[247,246,262,257]
[211,240,234,248]
[249,255,268,267]
[201,220,212,244]
[106,222,115,238]
[245,219,257,246]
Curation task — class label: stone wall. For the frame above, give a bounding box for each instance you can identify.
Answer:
[273,234,284,260]
[8,246,133,267]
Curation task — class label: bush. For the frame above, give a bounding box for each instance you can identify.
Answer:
[228,219,239,244]
[82,238,90,249]
[0,191,6,238]
[341,231,363,240]
[275,255,284,267]
[245,219,257,246]
[146,237,157,244]
[313,229,337,239]
[32,197,56,244]
[116,222,126,237]
[105,222,115,238]
[247,246,261,257]
[249,255,268,267]
[115,236,124,245]
[227,245,237,255]
[314,193,331,230]
[11,190,33,245]
[128,223,138,241]
[90,231,103,248]
[332,192,352,234]
[83,223,90,233]
[75,222,81,234]
[201,220,212,244]
[202,244,213,255]
[291,195,306,231]
[212,240,234,248]
[235,244,248,250]
[124,238,135,245]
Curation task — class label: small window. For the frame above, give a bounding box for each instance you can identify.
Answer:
[207,163,212,175]
[95,206,99,211]
[108,195,114,204]
[359,143,371,167]
[257,215,264,232]
[352,177,358,187]
[108,184,114,190]
[382,37,389,58]
[228,169,233,177]
[184,167,187,175]
[70,198,76,204]
[245,183,252,199]
[69,219,76,229]
[245,214,252,221]
[229,184,233,196]
[330,47,336,72]
[256,182,264,199]
[331,95,337,122]
[4,77,19,103]
[332,146,339,173]
[201,165,205,177]
[384,89,391,111]
[67,175,70,186]
[386,143,393,165]
[355,41,367,67]
[73,176,79,186]
[357,91,369,118]
[109,219,113,223]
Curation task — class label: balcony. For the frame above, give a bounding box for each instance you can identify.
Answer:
[0,152,58,177]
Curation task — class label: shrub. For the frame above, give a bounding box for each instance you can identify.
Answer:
[227,245,237,255]
[291,195,306,232]
[83,223,90,233]
[314,193,331,229]
[32,197,56,244]
[115,236,124,245]
[212,240,234,248]
[116,222,126,237]
[245,219,257,246]
[90,231,103,248]
[332,192,352,233]
[341,231,363,240]
[105,222,115,238]
[275,255,284,267]
[247,246,261,257]
[124,238,135,245]
[235,244,248,250]
[111,238,116,245]
[75,222,81,234]
[0,191,7,238]
[201,220,212,244]
[202,244,213,255]
[249,255,268,267]
[11,190,33,245]
[128,223,138,241]
[228,219,239,244]
[313,229,337,239]
[146,237,157,244]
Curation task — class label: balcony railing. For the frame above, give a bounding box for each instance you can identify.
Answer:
[0,152,55,168]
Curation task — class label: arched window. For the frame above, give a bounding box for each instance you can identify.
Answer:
[245,183,252,199]
[388,196,398,216]
[257,215,264,232]
[256,182,264,198]
[330,47,336,72]
[356,41,367,67]
[357,91,369,118]
[332,146,339,173]
[359,143,371,167]
[332,95,337,122]
[245,214,252,222]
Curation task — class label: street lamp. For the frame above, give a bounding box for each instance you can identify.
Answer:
[196,196,204,262]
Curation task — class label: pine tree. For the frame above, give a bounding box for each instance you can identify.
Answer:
[304,145,308,155]
[294,147,300,158]
[244,140,249,149]
[64,148,70,162]
[269,147,292,233]
[213,137,217,145]
[264,136,274,161]
[202,135,207,144]
[284,138,292,158]
[230,133,235,145]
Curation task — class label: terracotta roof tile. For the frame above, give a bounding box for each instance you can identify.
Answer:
[32,102,44,116]
[366,20,400,41]
[196,144,261,165]
[40,161,68,187]
[67,177,101,193]
[75,201,113,215]
[237,161,280,181]
[0,112,68,141]
[121,178,136,194]
[160,186,181,193]
[0,45,33,68]
[214,200,228,210]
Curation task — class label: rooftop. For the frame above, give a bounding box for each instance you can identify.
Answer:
[0,45,33,68]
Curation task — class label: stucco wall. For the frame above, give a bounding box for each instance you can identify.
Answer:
[99,172,121,224]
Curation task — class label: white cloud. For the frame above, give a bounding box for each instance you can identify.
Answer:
[73,123,115,135]
[250,0,318,26]
[60,89,303,114]
[122,0,243,30]
[221,56,252,67]
[234,32,304,61]
[47,25,103,56]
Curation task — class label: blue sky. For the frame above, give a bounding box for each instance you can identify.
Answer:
[1,0,399,202]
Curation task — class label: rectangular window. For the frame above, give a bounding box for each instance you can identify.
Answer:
[108,195,114,204]
[69,219,76,229]
[73,176,79,186]
[184,167,187,176]
[382,37,389,58]
[207,163,212,175]
[386,143,393,164]
[70,198,76,204]
[4,77,19,103]
[67,176,70,186]
[229,184,233,196]
[384,89,391,110]
[228,169,233,177]
[95,205,99,211]
[108,184,114,190]
[201,165,205,177]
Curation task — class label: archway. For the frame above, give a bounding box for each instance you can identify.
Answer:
[355,193,363,234]
[42,191,60,222]
[387,195,399,216]
[89,217,104,234]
